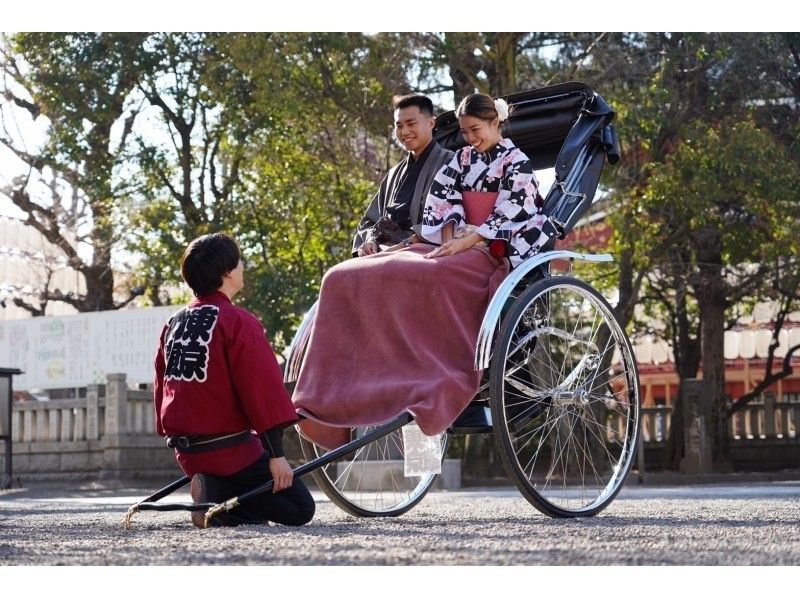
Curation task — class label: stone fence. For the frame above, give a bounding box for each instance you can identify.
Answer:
[629,397,800,444]
[2,373,799,482]
[1,373,178,481]
[619,392,800,472]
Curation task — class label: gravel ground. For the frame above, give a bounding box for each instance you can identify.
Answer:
[2,481,799,566]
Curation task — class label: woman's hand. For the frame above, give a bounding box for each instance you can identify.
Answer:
[441,221,455,244]
[424,232,484,259]
[269,457,293,493]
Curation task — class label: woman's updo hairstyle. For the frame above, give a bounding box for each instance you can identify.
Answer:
[455,93,512,124]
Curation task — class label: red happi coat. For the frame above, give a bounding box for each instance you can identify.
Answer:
[153,291,297,476]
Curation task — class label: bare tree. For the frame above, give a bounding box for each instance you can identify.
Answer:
[0,33,148,312]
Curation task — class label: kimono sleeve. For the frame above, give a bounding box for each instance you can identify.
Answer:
[227,311,298,433]
[420,149,467,244]
[352,168,393,255]
[476,150,542,242]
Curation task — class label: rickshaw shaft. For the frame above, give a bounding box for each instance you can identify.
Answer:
[232,411,414,505]
[130,412,414,515]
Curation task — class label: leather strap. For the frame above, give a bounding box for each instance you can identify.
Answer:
[166,430,252,454]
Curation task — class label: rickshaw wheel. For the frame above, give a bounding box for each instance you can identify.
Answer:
[489,276,640,517]
[298,423,448,517]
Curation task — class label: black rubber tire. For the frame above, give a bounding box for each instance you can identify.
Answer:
[489,276,641,517]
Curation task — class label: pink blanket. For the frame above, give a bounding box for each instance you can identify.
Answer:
[292,243,509,449]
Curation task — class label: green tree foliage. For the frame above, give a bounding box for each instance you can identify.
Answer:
[415,33,568,102]
[539,33,800,466]
[123,32,256,306]
[3,34,799,473]
[643,120,800,463]
[194,33,420,347]
[1,32,418,337]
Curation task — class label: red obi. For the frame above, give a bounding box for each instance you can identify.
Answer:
[462,191,506,259]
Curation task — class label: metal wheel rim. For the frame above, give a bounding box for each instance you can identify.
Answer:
[308,424,446,514]
[498,281,639,514]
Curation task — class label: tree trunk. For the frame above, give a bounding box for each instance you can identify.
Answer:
[486,33,519,96]
[450,69,477,106]
[698,293,730,468]
[693,228,731,469]
[443,33,484,105]
[663,275,702,470]
[82,262,116,311]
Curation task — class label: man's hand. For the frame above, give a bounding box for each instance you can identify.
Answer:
[269,457,293,493]
[358,241,379,256]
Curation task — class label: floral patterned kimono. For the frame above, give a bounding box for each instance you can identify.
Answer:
[421,137,548,267]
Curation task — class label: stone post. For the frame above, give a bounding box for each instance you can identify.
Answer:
[60,408,73,442]
[101,373,176,479]
[35,407,47,443]
[104,373,128,437]
[48,410,59,443]
[86,384,99,441]
[681,379,713,474]
[102,373,128,477]
[763,392,776,439]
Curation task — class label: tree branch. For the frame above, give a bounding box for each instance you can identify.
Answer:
[118,108,139,151]
[11,296,45,317]
[198,105,210,211]
[113,286,145,309]
[209,136,222,202]
[0,47,43,121]
[43,288,85,310]
[153,164,186,205]
[139,84,186,134]
[3,185,86,272]
[545,32,607,86]
[727,342,799,417]
[0,136,84,189]
[2,89,41,120]
[727,292,800,417]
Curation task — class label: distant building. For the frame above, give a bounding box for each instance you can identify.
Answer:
[633,304,800,408]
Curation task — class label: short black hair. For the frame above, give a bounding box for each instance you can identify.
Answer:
[180,232,241,296]
[392,94,434,117]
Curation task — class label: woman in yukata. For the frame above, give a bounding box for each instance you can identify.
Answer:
[419,93,550,265]
[292,93,551,450]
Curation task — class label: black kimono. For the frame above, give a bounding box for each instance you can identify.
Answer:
[352,141,453,255]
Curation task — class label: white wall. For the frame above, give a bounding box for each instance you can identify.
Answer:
[0,305,178,391]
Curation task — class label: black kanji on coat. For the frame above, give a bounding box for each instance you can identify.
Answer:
[165,340,209,380]
[165,305,219,382]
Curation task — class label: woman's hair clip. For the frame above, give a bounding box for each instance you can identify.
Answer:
[494,98,510,122]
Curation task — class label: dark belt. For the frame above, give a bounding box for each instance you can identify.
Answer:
[166,430,252,454]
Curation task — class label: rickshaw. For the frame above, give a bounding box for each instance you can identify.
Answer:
[124,82,640,529]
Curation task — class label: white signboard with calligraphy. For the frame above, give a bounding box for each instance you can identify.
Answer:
[0,306,177,390]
